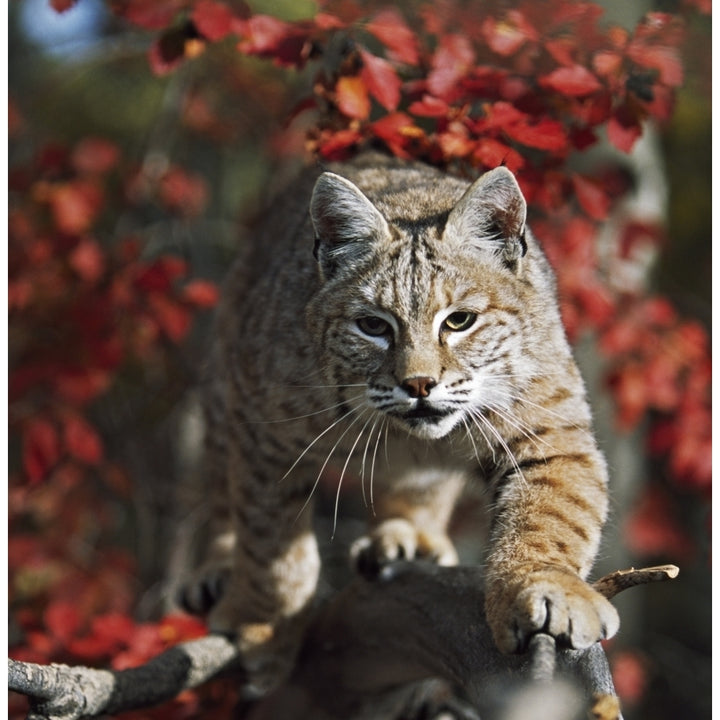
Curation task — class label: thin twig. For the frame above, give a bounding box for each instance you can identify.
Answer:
[592,564,679,600]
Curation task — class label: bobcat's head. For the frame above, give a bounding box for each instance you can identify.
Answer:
[307,163,545,441]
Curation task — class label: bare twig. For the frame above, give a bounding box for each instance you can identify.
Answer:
[592,564,679,600]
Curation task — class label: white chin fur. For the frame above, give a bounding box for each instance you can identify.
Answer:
[399,413,460,440]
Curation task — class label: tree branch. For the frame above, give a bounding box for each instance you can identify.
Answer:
[9,636,239,720]
[9,563,679,720]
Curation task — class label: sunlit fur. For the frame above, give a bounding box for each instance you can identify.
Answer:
[186,153,618,695]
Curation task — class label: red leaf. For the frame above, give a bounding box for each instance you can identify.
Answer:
[592,51,623,78]
[623,487,693,559]
[237,15,293,55]
[316,128,363,159]
[365,9,420,66]
[472,138,525,173]
[607,108,643,153]
[50,0,77,11]
[428,34,475,98]
[577,283,616,326]
[544,38,576,67]
[69,238,105,283]
[49,181,103,235]
[148,294,192,342]
[63,413,104,465]
[359,48,401,112]
[91,612,137,646]
[438,124,474,159]
[45,602,81,643]
[182,280,219,308]
[66,634,116,660]
[54,368,112,404]
[408,94,450,118]
[23,418,61,484]
[314,13,345,30]
[627,42,683,87]
[158,613,207,644]
[116,0,184,30]
[158,167,208,216]
[540,65,602,96]
[192,0,234,41]
[72,138,119,175]
[135,256,188,293]
[611,651,648,705]
[504,119,568,152]
[335,76,371,120]
[370,113,421,158]
[112,624,164,670]
[572,174,611,220]
[481,11,537,57]
[475,101,526,131]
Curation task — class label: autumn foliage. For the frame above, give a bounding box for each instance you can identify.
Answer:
[9,0,710,717]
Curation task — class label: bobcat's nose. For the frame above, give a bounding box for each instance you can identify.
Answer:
[401,376,437,399]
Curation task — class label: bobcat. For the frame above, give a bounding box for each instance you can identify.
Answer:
[181,152,619,695]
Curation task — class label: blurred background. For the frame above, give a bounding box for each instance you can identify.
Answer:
[8,1,711,718]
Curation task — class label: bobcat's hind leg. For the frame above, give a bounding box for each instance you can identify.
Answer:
[209,523,321,697]
[203,444,322,697]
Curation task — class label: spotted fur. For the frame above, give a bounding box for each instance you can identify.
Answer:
[184,153,618,695]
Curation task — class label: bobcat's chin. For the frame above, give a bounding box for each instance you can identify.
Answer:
[391,406,462,440]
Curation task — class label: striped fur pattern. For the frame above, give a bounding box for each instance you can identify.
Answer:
[186,153,618,694]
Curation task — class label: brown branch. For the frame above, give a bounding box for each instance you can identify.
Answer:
[9,563,678,720]
[591,564,679,600]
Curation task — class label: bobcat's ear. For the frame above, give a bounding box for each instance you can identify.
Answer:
[310,172,389,277]
[444,166,527,270]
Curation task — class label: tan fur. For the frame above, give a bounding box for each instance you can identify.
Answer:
[185,153,618,694]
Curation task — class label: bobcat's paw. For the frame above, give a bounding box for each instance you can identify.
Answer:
[350,518,458,578]
[177,564,230,616]
[486,565,619,654]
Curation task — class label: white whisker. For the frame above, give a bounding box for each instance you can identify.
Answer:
[461,417,482,465]
[294,408,370,524]
[332,411,374,538]
[369,417,387,515]
[359,415,381,508]
[490,387,589,434]
[484,402,556,457]
[281,401,366,481]
[249,392,366,425]
[469,408,525,484]
[467,410,496,463]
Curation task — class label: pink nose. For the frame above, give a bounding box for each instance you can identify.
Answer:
[401,376,437,398]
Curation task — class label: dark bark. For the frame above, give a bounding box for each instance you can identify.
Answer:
[8,563,678,720]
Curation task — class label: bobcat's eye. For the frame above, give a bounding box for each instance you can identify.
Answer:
[357,316,391,337]
[443,311,477,332]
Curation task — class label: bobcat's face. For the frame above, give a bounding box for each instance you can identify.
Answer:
[308,163,534,441]
[310,243,529,441]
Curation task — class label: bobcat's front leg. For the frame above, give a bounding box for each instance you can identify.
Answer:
[484,433,619,654]
[351,470,464,575]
